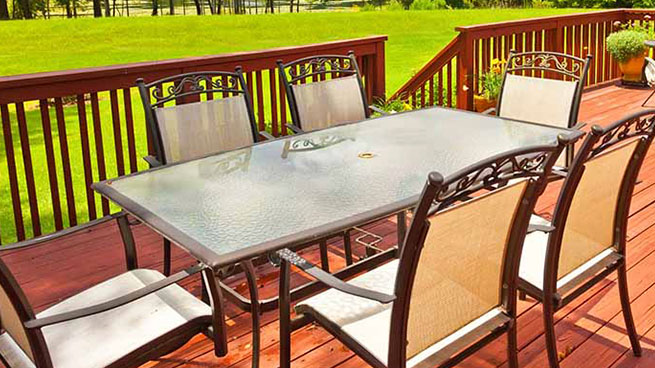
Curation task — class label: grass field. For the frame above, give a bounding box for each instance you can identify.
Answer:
[0,9,588,242]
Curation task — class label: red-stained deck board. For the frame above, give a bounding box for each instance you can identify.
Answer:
[2,84,655,368]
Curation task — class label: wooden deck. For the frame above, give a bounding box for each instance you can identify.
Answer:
[3,83,655,368]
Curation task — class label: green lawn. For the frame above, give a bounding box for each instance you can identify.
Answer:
[3,9,586,91]
[0,9,588,243]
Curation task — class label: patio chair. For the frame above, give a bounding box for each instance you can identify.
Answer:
[518,109,655,368]
[641,57,655,107]
[0,216,226,368]
[277,51,385,134]
[486,50,592,175]
[137,69,272,277]
[276,133,577,368]
[278,52,401,264]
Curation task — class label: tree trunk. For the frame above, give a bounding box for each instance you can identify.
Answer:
[288,0,292,12]
[151,0,157,15]
[192,0,200,13]
[206,0,214,13]
[17,0,30,18]
[93,0,102,16]
[65,0,71,17]
[104,0,110,15]
[0,0,9,19]
[168,0,173,14]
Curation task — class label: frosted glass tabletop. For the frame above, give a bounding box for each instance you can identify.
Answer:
[94,107,570,268]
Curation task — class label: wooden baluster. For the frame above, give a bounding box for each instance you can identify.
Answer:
[77,94,96,221]
[39,99,63,231]
[269,69,279,137]
[16,102,41,237]
[110,90,125,177]
[279,72,287,135]
[54,97,77,226]
[90,92,109,216]
[438,69,444,107]
[1,104,25,241]
[256,70,265,133]
[122,88,138,174]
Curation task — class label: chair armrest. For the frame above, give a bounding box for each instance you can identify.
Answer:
[369,105,389,116]
[482,107,496,115]
[571,122,587,130]
[527,224,555,234]
[276,248,395,304]
[259,131,276,141]
[551,168,568,178]
[24,264,204,329]
[286,124,304,134]
[144,155,163,168]
[0,213,127,252]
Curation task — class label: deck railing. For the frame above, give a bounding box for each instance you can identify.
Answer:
[390,9,655,110]
[0,36,386,244]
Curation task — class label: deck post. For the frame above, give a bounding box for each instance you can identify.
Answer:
[457,31,474,111]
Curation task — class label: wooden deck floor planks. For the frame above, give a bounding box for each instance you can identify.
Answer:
[3,83,655,367]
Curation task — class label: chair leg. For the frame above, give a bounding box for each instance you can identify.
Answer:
[519,290,527,301]
[242,260,261,368]
[163,238,172,276]
[543,296,561,368]
[319,240,330,272]
[507,322,519,368]
[343,230,353,266]
[642,88,655,107]
[617,263,642,357]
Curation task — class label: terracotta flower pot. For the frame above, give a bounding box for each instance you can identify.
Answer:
[474,95,497,113]
[619,52,647,83]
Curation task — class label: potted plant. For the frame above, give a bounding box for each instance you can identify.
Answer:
[606,26,650,83]
[475,58,504,113]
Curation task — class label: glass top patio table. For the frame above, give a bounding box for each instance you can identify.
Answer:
[93,107,571,269]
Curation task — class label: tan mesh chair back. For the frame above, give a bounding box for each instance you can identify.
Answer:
[153,96,255,163]
[497,51,591,168]
[499,74,578,129]
[405,180,528,358]
[137,70,258,165]
[278,53,369,132]
[557,138,640,279]
[0,260,40,364]
[290,75,367,132]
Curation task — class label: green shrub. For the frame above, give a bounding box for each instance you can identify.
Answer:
[409,0,448,10]
[532,0,554,7]
[360,3,377,11]
[386,0,405,10]
[606,29,649,63]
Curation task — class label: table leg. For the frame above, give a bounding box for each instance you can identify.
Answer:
[116,213,138,270]
[242,260,261,368]
[279,259,292,368]
[202,268,229,357]
[397,211,407,248]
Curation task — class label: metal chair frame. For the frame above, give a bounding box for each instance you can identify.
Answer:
[518,109,655,368]
[277,132,579,368]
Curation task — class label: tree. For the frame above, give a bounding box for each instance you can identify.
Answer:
[104,0,110,15]
[0,0,9,19]
[168,0,173,14]
[93,0,102,16]
[151,0,157,15]
[18,0,31,17]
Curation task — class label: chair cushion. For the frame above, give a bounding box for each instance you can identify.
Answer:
[519,229,618,292]
[31,269,211,368]
[295,259,398,327]
[340,307,507,367]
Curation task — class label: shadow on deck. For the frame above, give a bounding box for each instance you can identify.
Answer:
[3,83,655,368]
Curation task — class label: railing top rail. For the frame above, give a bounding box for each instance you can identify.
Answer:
[455,9,626,34]
[0,35,387,89]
